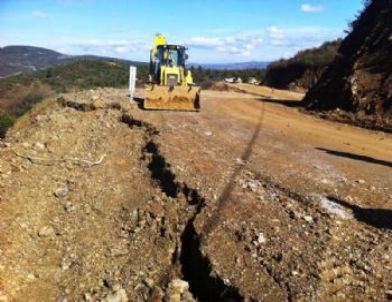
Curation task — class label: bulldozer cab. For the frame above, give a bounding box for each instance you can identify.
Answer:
[156,45,187,68]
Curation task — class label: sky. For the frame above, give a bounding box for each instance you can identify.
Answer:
[0,0,365,63]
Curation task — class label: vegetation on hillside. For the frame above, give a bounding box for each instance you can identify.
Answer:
[190,66,265,89]
[264,39,341,90]
[0,60,148,137]
[303,0,392,130]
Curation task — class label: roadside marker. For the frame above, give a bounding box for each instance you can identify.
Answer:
[129,66,137,101]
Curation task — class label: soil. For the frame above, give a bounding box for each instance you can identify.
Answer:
[303,0,392,131]
[0,84,391,301]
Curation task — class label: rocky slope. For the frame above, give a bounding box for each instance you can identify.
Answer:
[303,0,392,130]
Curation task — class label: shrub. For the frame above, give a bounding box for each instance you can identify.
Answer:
[0,114,15,138]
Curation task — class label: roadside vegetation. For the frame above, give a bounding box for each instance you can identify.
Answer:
[190,66,265,89]
[264,39,341,90]
[0,60,148,138]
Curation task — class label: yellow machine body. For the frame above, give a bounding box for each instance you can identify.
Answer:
[145,34,200,111]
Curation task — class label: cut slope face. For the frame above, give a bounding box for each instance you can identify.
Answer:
[303,0,392,130]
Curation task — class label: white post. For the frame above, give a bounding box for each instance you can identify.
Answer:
[129,66,137,101]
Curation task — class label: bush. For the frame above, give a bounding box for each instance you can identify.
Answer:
[0,115,15,138]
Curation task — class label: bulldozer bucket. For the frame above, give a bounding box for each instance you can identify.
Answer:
[144,85,201,111]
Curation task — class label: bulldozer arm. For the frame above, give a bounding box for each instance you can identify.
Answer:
[144,85,201,111]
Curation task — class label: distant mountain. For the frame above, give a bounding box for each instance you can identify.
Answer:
[0,45,270,77]
[0,45,144,77]
[191,61,270,70]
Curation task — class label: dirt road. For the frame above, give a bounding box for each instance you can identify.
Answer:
[0,84,391,301]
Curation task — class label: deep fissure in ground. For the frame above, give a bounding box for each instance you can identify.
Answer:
[140,136,244,301]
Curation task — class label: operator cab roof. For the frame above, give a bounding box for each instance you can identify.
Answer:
[158,44,187,50]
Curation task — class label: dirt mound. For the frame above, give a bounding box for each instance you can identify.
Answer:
[210,82,248,93]
[303,0,392,130]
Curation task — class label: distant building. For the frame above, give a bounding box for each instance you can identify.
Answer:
[248,77,259,85]
[225,77,243,84]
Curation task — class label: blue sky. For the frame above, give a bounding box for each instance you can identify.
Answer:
[0,0,364,63]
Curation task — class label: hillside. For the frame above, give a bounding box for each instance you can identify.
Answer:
[0,45,142,77]
[303,0,392,130]
[0,46,70,77]
[0,60,148,137]
[264,40,341,91]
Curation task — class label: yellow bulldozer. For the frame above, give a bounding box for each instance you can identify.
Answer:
[144,34,201,111]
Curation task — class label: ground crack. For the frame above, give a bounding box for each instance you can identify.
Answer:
[122,114,244,301]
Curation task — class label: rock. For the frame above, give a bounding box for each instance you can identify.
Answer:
[170,279,189,293]
[304,215,313,222]
[130,209,139,223]
[236,158,246,165]
[110,248,128,257]
[165,279,194,302]
[143,278,155,289]
[38,226,54,237]
[92,98,106,109]
[64,202,75,212]
[19,222,28,229]
[84,293,93,302]
[27,273,36,280]
[257,233,266,244]
[149,287,165,301]
[102,287,128,302]
[166,293,181,302]
[0,294,8,302]
[55,185,69,198]
[60,256,72,270]
[34,142,45,150]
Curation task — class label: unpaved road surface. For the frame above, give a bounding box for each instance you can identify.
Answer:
[0,84,391,301]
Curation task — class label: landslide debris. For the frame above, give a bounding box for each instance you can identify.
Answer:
[303,0,392,131]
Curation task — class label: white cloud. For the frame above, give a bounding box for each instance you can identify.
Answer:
[187,34,263,57]
[300,4,324,13]
[70,39,149,55]
[32,10,50,19]
[266,26,285,39]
